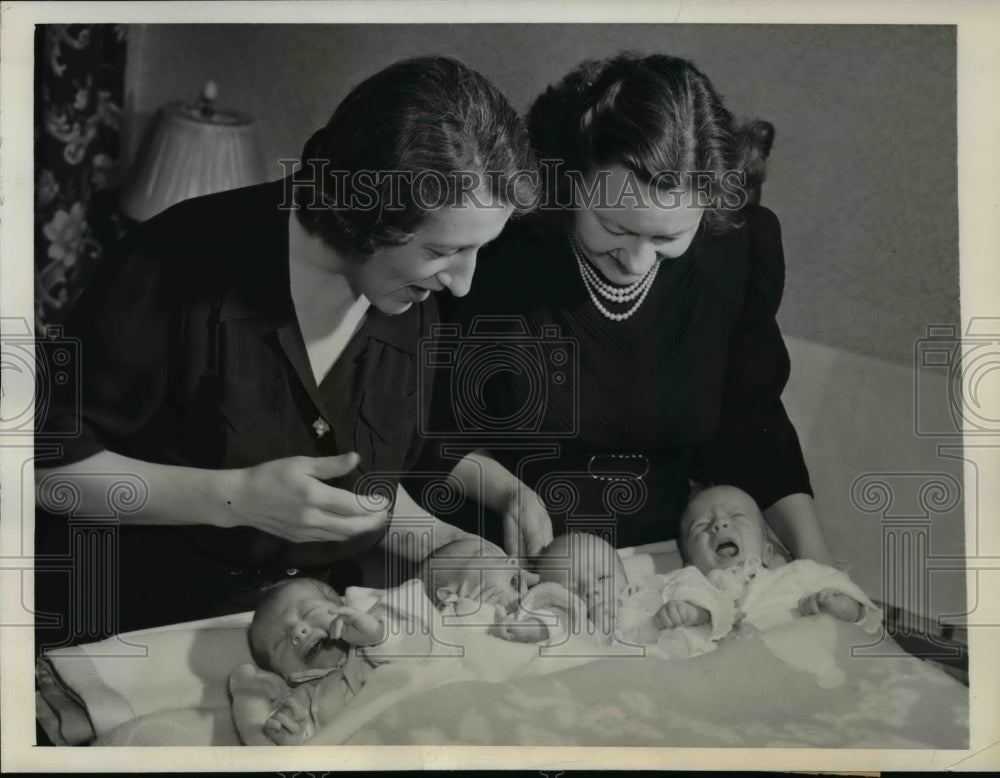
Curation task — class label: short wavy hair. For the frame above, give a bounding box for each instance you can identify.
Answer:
[293,56,537,257]
[528,52,774,234]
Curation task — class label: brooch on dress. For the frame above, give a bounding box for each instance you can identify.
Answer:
[312,417,331,438]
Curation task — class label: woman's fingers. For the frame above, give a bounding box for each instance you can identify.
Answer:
[305,479,391,517]
[524,537,546,558]
[502,512,522,558]
[302,452,361,481]
[526,514,554,557]
[231,454,395,543]
[271,507,388,543]
[307,506,388,533]
[502,490,554,557]
[520,570,540,589]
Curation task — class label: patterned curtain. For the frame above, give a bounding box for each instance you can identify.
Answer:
[35,24,127,335]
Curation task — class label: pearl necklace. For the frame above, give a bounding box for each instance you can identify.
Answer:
[568,233,661,322]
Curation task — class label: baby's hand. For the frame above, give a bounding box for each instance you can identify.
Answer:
[490,613,548,643]
[653,600,711,630]
[263,693,312,746]
[798,589,863,623]
[328,605,384,645]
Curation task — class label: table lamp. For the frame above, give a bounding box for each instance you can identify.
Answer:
[120,82,265,222]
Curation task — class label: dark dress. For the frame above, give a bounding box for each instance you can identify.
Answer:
[423,205,812,549]
[35,179,437,644]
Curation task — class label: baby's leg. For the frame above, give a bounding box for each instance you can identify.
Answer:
[798,589,863,623]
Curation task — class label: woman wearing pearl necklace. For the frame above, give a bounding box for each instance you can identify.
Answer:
[426,53,835,567]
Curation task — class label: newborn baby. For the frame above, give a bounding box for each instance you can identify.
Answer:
[536,531,629,637]
[230,577,404,745]
[418,537,586,642]
[617,485,881,652]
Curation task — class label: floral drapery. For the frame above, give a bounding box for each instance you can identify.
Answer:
[35,24,127,334]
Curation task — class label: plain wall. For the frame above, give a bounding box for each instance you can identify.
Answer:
[124,23,958,367]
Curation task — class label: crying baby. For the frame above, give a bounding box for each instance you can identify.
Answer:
[616,485,883,671]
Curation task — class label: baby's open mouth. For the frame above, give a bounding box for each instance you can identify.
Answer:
[302,634,328,660]
[714,540,740,558]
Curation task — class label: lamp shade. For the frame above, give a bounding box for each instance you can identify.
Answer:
[120,95,265,222]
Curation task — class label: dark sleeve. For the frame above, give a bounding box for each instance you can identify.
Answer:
[693,206,813,508]
[401,296,447,475]
[38,224,178,467]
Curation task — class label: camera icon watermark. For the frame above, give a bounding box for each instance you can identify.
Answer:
[0,318,81,440]
[915,318,1000,437]
[418,316,578,439]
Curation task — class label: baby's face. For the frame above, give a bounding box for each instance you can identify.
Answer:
[538,533,627,627]
[681,486,770,575]
[250,580,349,681]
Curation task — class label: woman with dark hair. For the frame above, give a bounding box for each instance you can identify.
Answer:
[439,53,835,566]
[35,56,537,639]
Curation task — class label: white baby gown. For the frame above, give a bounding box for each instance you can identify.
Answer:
[615,558,883,687]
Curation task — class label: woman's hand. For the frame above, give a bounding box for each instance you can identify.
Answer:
[448,453,554,557]
[500,486,554,557]
[221,452,390,543]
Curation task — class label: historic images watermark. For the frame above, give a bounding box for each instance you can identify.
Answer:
[277,159,753,214]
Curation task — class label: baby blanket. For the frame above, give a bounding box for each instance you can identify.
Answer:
[343,620,968,748]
